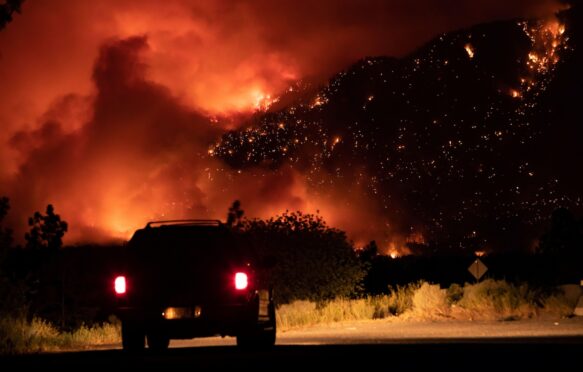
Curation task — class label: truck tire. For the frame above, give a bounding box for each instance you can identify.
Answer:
[121,321,145,352]
[237,303,276,348]
[147,330,170,351]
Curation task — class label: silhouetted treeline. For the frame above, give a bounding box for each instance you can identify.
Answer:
[360,207,583,293]
[360,252,583,295]
[1,195,582,328]
[237,209,365,304]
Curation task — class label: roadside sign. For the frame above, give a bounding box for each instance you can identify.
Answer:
[468,259,488,281]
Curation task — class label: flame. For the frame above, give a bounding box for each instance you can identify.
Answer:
[381,231,426,258]
[1,1,572,246]
[310,94,328,109]
[388,249,399,259]
[253,91,280,112]
[330,136,341,151]
[464,43,475,59]
[517,16,569,97]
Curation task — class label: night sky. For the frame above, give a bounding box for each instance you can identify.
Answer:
[0,0,580,254]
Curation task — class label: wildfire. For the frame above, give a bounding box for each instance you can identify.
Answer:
[464,43,475,59]
[253,91,279,112]
[310,94,328,109]
[330,136,341,151]
[517,17,569,96]
[521,18,566,74]
[383,231,425,258]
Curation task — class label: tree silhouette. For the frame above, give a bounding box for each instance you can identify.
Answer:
[0,196,13,259]
[226,200,244,229]
[358,240,378,262]
[25,204,68,251]
[242,211,364,304]
[0,0,24,31]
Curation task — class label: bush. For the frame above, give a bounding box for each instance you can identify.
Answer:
[0,317,60,354]
[276,297,379,330]
[387,282,419,316]
[446,283,464,304]
[0,316,120,355]
[457,279,537,319]
[412,283,449,318]
[275,280,575,330]
[543,293,575,317]
[369,296,393,319]
[242,211,365,304]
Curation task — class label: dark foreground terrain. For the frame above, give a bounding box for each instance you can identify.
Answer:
[4,340,582,369]
[4,319,583,369]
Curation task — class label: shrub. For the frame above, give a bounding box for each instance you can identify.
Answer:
[458,279,537,319]
[446,283,464,304]
[387,282,419,316]
[242,211,365,304]
[0,316,120,355]
[412,282,449,318]
[276,297,380,330]
[542,291,576,317]
[0,317,60,354]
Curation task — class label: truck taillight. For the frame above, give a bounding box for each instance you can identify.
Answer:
[234,272,248,290]
[114,276,126,295]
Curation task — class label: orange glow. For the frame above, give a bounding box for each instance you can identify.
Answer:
[510,89,521,98]
[386,242,410,258]
[328,136,341,152]
[310,94,328,109]
[382,231,426,258]
[518,16,568,97]
[0,0,568,246]
[253,91,280,112]
[464,43,475,59]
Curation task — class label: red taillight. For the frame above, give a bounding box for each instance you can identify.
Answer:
[234,272,248,290]
[114,276,126,294]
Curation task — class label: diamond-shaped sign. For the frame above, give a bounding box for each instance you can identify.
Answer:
[468,259,488,281]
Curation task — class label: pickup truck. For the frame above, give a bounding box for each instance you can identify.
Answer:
[112,220,276,351]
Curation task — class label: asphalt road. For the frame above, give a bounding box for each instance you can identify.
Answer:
[4,318,583,369]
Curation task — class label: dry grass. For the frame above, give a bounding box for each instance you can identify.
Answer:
[0,316,120,355]
[2,280,576,352]
[542,292,577,318]
[410,282,450,319]
[277,298,378,331]
[452,280,534,320]
[277,280,577,331]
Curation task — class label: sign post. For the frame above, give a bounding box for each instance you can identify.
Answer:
[468,258,488,281]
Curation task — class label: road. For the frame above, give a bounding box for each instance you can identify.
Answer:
[4,318,583,369]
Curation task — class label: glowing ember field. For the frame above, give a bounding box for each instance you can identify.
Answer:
[0,0,581,256]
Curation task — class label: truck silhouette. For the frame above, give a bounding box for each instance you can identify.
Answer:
[113,220,276,351]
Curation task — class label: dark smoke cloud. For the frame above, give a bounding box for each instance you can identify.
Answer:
[0,0,562,244]
[3,36,318,242]
[4,37,207,240]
